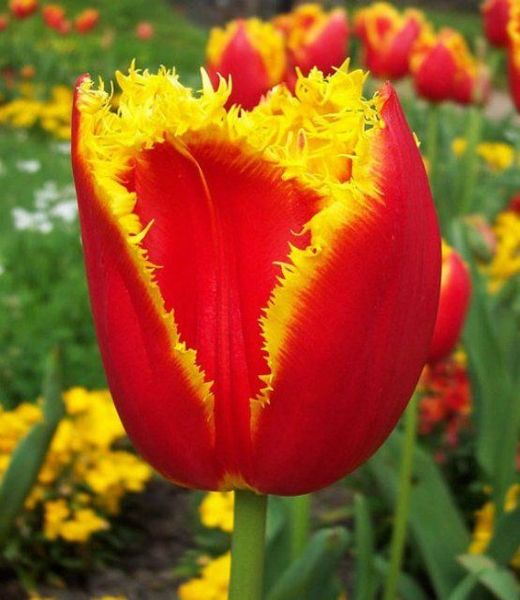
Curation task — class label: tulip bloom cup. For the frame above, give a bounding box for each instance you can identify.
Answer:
[72,63,441,598]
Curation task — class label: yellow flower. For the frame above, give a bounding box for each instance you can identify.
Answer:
[469,484,520,567]
[199,492,234,533]
[485,210,520,292]
[58,508,109,543]
[43,499,71,541]
[452,138,515,171]
[178,553,231,600]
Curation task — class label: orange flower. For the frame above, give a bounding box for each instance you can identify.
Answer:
[429,243,471,364]
[411,28,490,104]
[9,0,38,19]
[354,2,427,79]
[74,8,99,34]
[206,18,286,109]
[482,0,510,48]
[275,3,349,85]
[71,64,440,495]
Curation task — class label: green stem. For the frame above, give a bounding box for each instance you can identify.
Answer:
[458,106,483,216]
[229,490,268,600]
[290,494,312,559]
[383,390,419,600]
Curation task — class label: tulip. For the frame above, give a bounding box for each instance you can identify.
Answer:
[206,18,286,110]
[411,28,490,105]
[508,3,520,112]
[482,0,510,48]
[429,243,471,364]
[74,8,99,34]
[0,14,8,31]
[274,4,349,81]
[72,63,440,497]
[136,21,154,41]
[354,3,426,79]
[9,0,37,19]
[42,4,65,31]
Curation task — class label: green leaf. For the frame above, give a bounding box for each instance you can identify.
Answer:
[487,507,520,566]
[368,432,470,598]
[373,556,430,600]
[0,350,64,545]
[266,527,351,600]
[353,493,375,600]
[457,554,520,600]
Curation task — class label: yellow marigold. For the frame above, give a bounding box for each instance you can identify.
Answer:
[485,210,520,292]
[452,138,515,171]
[469,484,520,568]
[177,553,231,600]
[199,492,234,533]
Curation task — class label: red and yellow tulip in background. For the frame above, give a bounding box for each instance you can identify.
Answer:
[9,0,38,19]
[429,243,471,364]
[74,8,99,34]
[72,63,441,497]
[411,28,490,105]
[507,2,520,112]
[354,2,426,80]
[206,18,286,110]
[42,4,66,33]
[482,0,510,48]
[0,14,9,31]
[273,3,349,85]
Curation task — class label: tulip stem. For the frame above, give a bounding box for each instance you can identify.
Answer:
[458,106,483,216]
[382,390,419,600]
[229,490,268,600]
[290,494,312,559]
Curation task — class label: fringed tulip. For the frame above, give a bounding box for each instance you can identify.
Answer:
[72,64,441,496]
[74,8,99,34]
[354,2,426,79]
[274,3,349,81]
[206,18,286,110]
[411,28,490,105]
[9,0,37,19]
[482,0,510,48]
[429,243,471,364]
[508,3,520,112]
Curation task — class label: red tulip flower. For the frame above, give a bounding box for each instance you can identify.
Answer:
[72,64,441,496]
[9,0,38,19]
[74,8,99,34]
[354,3,426,79]
[411,28,490,105]
[0,14,9,31]
[429,243,471,364]
[42,4,65,31]
[206,18,286,110]
[508,3,520,112]
[482,0,510,48]
[274,4,349,80]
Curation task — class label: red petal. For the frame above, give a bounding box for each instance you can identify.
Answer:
[72,80,222,490]
[251,86,441,495]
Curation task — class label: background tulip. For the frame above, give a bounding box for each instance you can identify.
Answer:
[74,8,99,34]
[275,4,349,82]
[482,0,510,48]
[355,3,426,79]
[429,243,471,364]
[72,63,440,497]
[411,28,490,105]
[9,0,38,19]
[206,18,286,110]
[42,4,66,32]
